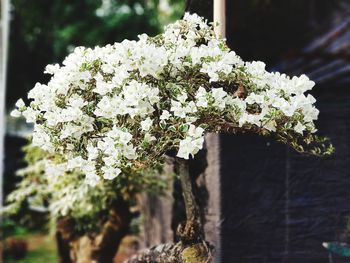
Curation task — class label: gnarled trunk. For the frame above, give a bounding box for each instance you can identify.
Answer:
[125,158,213,263]
[176,158,204,244]
[56,199,132,263]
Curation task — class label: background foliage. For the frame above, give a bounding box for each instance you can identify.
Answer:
[7,0,184,109]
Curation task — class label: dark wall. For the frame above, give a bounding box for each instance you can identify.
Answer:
[220,1,350,262]
[220,87,350,263]
[226,0,341,65]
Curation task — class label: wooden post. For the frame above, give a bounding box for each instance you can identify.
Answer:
[214,0,226,37]
[201,1,226,262]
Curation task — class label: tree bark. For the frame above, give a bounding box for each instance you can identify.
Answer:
[176,158,204,244]
[125,158,213,263]
[125,241,212,263]
[56,199,132,263]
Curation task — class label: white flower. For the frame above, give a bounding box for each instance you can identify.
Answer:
[245,93,264,104]
[195,87,208,108]
[177,136,204,159]
[60,107,83,122]
[188,124,204,138]
[93,73,114,95]
[22,108,39,123]
[177,92,188,103]
[103,155,118,166]
[60,124,81,139]
[144,133,156,142]
[170,100,197,118]
[170,101,186,118]
[15,99,25,108]
[272,98,296,117]
[245,61,266,76]
[211,88,227,109]
[67,157,85,170]
[87,144,99,160]
[264,120,277,132]
[85,173,100,187]
[44,64,60,75]
[160,110,171,120]
[290,74,315,94]
[68,96,87,109]
[107,126,133,143]
[140,117,153,131]
[102,166,121,180]
[10,109,21,118]
[32,125,53,151]
[45,161,67,177]
[294,122,305,134]
[239,113,262,127]
[122,144,137,160]
[177,125,204,159]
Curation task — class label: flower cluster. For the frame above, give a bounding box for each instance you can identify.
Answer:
[11,13,333,188]
[3,142,166,230]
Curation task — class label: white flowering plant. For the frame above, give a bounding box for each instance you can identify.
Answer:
[3,141,166,233]
[11,13,333,214]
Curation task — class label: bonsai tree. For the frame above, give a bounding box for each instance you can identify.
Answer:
[3,141,166,262]
[10,13,333,262]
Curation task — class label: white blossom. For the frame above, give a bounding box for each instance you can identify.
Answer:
[140,117,153,131]
[10,109,21,118]
[195,87,208,108]
[102,166,121,180]
[6,13,332,223]
[15,99,25,108]
[9,13,329,189]
[177,125,204,159]
[294,122,306,134]
[160,110,171,120]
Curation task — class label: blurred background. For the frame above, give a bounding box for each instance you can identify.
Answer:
[1,0,350,262]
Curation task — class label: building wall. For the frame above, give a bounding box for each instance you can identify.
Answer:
[220,87,350,263]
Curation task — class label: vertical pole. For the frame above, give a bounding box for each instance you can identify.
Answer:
[214,0,226,38]
[202,1,226,262]
[204,133,221,261]
[0,0,10,213]
[0,0,10,261]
